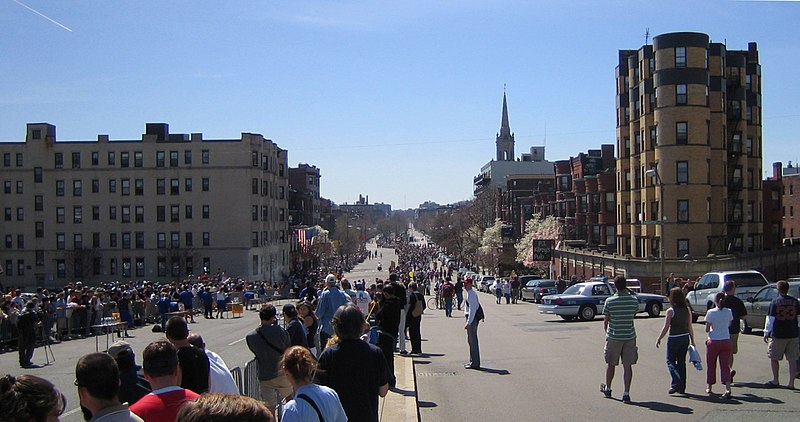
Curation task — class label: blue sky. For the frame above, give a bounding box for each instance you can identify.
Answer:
[2,0,798,209]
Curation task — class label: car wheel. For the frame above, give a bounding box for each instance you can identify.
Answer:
[741,318,752,334]
[646,301,662,318]
[578,305,596,321]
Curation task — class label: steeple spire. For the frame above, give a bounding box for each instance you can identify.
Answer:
[500,90,511,137]
[495,88,515,161]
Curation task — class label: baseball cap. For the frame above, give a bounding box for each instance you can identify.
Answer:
[107,340,134,359]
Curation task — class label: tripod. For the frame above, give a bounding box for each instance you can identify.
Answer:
[37,324,55,365]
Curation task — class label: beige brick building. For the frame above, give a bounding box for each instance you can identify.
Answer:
[0,122,290,289]
[616,32,763,259]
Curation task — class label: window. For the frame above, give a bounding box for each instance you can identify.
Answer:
[675,47,686,68]
[121,179,130,196]
[2,153,9,167]
[110,258,117,275]
[73,206,83,224]
[170,178,179,195]
[4,235,10,248]
[184,150,192,165]
[56,207,65,223]
[171,232,180,248]
[170,205,179,222]
[156,151,165,167]
[157,233,166,248]
[120,152,129,167]
[56,180,65,196]
[748,201,755,223]
[252,205,258,221]
[92,179,99,193]
[93,232,100,248]
[121,205,131,223]
[36,250,44,266]
[74,233,83,249]
[279,186,285,200]
[35,221,44,238]
[56,259,66,278]
[34,195,43,211]
[202,150,209,164]
[56,233,65,250]
[185,205,193,219]
[135,206,144,223]
[185,232,193,247]
[157,179,165,195]
[108,151,115,165]
[55,152,63,168]
[71,152,81,168]
[109,179,117,193]
[91,151,99,165]
[73,180,82,196]
[676,84,687,105]
[202,205,209,219]
[157,257,166,276]
[202,232,210,246]
[135,232,144,249]
[135,179,144,195]
[262,206,268,221]
[92,206,100,221]
[170,151,178,167]
[676,161,688,184]
[252,232,259,247]
[109,206,117,220]
[676,122,688,144]
[134,151,143,167]
[252,178,259,195]
[14,154,22,167]
[252,151,259,167]
[3,208,9,221]
[185,178,192,192]
[16,207,23,221]
[677,239,689,257]
[677,200,689,222]
[34,167,42,183]
[746,137,753,156]
[16,235,23,249]
[202,178,209,192]
[16,180,23,194]
[135,257,145,277]
[279,208,285,222]
[122,258,131,278]
[122,232,131,249]
[157,206,165,222]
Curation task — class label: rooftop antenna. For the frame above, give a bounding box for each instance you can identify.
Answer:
[645,28,650,45]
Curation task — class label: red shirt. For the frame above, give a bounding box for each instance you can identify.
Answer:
[130,387,199,422]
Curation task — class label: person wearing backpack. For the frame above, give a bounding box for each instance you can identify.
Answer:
[442,280,455,317]
[407,282,426,355]
[464,278,484,370]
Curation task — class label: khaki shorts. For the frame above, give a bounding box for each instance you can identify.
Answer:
[730,332,739,355]
[604,338,638,366]
[767,337,800,361]
[259,374,293,411]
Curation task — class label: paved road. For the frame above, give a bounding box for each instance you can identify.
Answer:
[414,289,800,421]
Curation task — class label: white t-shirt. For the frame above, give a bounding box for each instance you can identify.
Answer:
[705,307,733,341]
[353,291,371,316]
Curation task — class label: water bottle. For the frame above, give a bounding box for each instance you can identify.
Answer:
[692,360,703,371]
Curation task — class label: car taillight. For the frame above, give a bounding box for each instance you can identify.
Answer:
[555,298,563,305]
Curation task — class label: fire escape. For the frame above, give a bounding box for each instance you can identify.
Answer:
[726,68,744,253]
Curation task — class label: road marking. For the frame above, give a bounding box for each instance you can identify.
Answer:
[228,337,245,346]
[62,407,82,417]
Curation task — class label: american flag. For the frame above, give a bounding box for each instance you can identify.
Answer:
[297,228,309,250]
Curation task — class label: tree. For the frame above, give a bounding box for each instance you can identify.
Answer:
[515,213,562,269]
[477,218,503,271]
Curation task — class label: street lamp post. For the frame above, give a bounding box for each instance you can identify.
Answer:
[646,165,665,295]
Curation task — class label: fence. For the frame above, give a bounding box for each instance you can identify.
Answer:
[229,358,260,399]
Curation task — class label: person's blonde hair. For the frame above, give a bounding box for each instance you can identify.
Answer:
[175,393,273,422]
[280,346,317,383]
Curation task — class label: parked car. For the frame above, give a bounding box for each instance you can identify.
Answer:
[539,281,668,321]
[686,270,769,322]
[521,279,558,303]
[518,275,542,287]
[479,276,496,293]
[590,276,642,293]
[740,279,800,334]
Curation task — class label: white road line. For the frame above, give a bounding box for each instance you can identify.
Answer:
[62,407,82,417]
[228,337,245,346]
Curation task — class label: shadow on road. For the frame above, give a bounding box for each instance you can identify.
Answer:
[415,352,445,358]
[472,367,510,375]
[680,391,783,405]
[418,401,438,408]
[390,386,416,397]
[629,400,694,414]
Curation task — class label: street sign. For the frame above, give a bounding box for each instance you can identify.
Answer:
[533,239,553,261]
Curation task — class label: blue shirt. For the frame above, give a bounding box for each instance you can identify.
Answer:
[316,287,350,335]
[281,383,347,422]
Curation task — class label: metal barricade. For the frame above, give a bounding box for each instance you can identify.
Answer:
[229,366,243,394]
[243,358,261,399]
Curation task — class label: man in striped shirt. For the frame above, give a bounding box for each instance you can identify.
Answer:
[600,275,639,403]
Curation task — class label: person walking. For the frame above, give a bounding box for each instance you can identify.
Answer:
[245,305,292,415]
[282,303,309,349]
[722,281,747,384]
[600,276,639,403]
[763,279,800,389]
[316,274,350,352]
[510,276,520,304]
[297,301,319,356]
[464,277,483,370]
[374,281,402,387]
[502,279,512,304]
[280,346,347,422]
[493,279,502,304]
[441,279,455,317]
[454,278,464,310]
[656,287,695,394]
[407,282,424,355]
[705,292,733,398]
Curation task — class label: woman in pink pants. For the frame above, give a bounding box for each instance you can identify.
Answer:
[705,292,733,399]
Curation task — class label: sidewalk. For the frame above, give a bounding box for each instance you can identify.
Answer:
[381,353,419,422]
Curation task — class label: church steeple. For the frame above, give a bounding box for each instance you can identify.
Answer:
[496,90,515,161]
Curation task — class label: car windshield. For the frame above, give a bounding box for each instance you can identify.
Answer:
[728,273,768,287]
[563,284,584,295]
[525,281,538,287]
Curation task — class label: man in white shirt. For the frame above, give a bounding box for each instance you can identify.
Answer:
[353,283,372,316]
[464,278,482,369]
[187,333,239,394]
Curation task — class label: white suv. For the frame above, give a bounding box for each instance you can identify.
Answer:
[686,270,768,322]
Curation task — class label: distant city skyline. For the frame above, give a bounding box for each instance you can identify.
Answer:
[2,1,798,209]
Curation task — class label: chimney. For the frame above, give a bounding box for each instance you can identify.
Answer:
[773,162,782,180]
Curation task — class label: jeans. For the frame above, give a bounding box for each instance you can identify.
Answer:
[706,338,732,385]
[444,297,453,317]
[456,292,463,310]
[466,317,480,368]
[398,309,408,352]
[666,335,689,391]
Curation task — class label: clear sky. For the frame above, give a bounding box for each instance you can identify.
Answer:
[2,1,798,209]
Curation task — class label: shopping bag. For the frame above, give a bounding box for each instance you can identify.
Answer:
[688,344,703,370]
